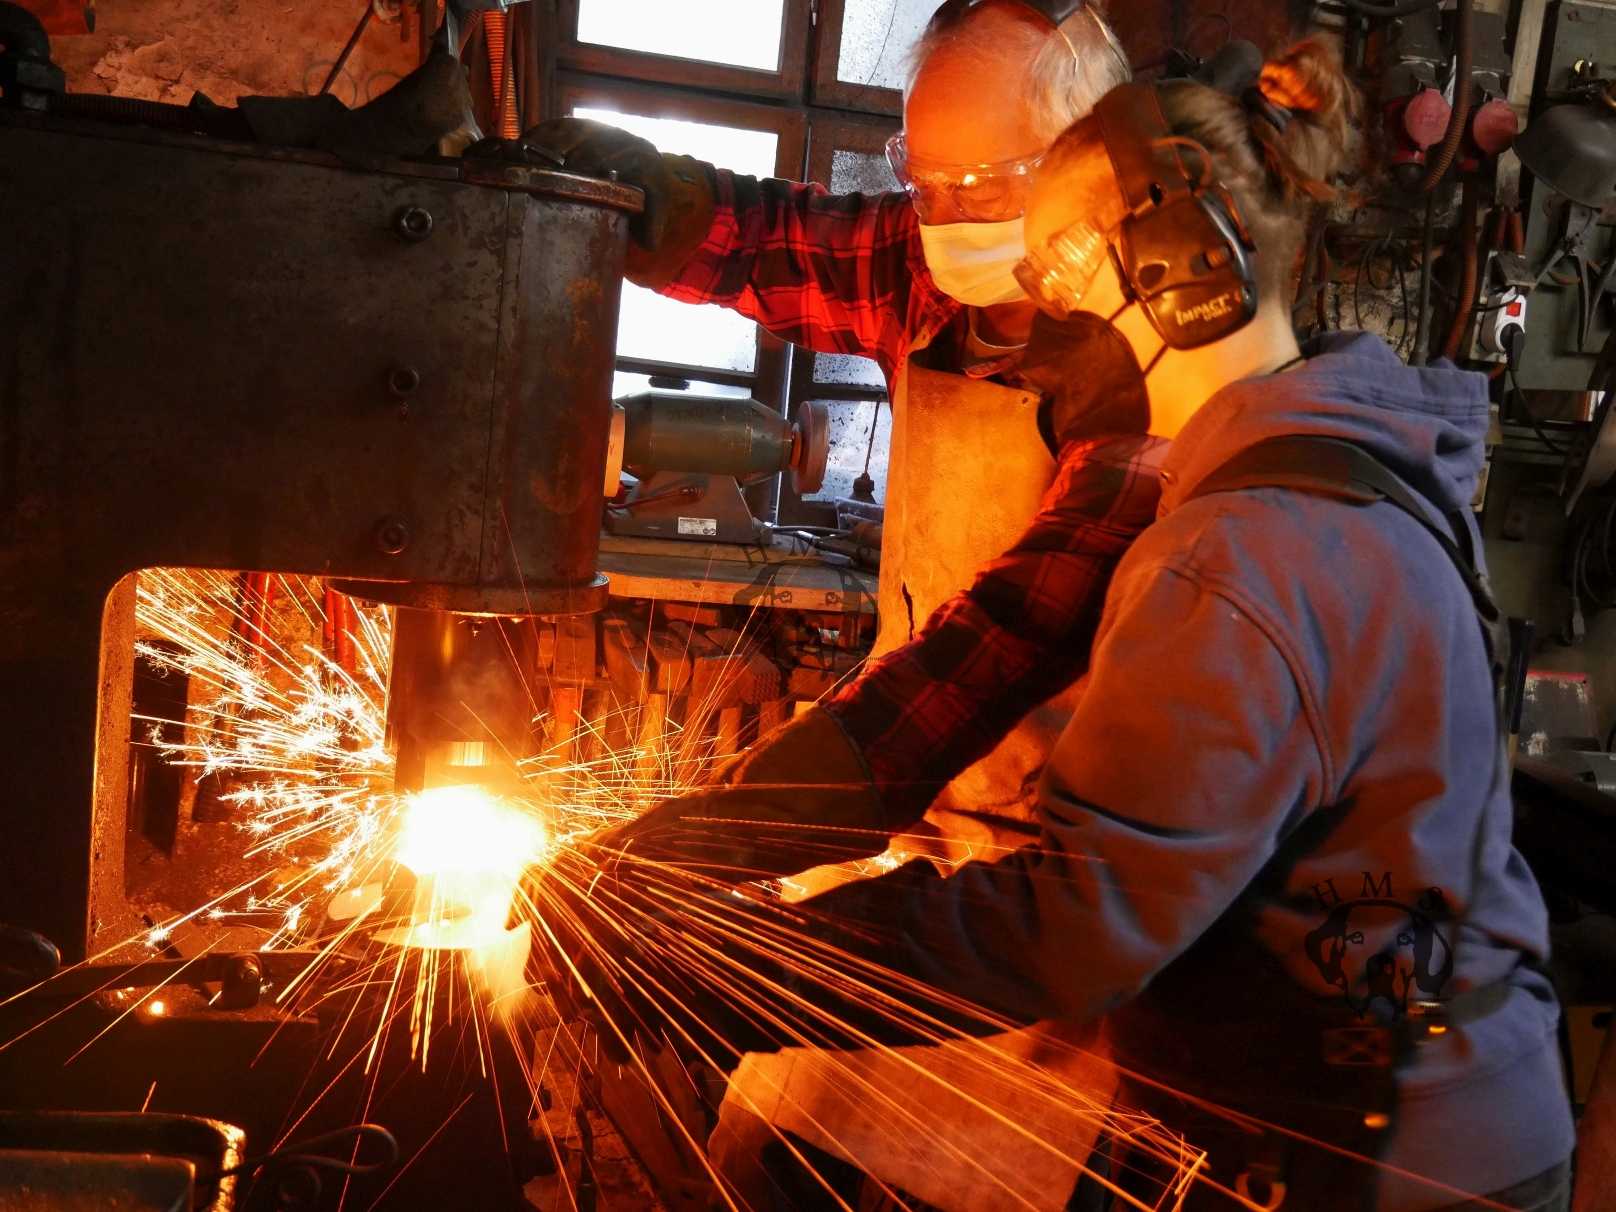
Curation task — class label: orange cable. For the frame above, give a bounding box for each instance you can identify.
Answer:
[482,9,520,139]
[484,10,507,134]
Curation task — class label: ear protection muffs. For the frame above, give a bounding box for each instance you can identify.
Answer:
[1096,83,1259,350]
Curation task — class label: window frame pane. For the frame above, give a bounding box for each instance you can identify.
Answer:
[562,75,807,377]
[810,0,905,116]
[800,395,892,506]
[560,74,809,191]
[557,0,812,102]
[771,107,895,523]
[799,109,897,399]
[805,107,901,195]
[562,76,804,521]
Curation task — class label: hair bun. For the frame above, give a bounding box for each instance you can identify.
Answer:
[1237,39,1356,204]
[1258,39,1358,133]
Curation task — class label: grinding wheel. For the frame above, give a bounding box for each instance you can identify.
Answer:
[792,400,831,495]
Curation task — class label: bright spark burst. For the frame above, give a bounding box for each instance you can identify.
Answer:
[383,786,545,952]
[110,568,1210,1210]
[130,569,621,950]
[134,568,402,943]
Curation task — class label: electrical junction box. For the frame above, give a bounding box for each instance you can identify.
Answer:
[1518,2,1616,387]
[1480,290,1529,359]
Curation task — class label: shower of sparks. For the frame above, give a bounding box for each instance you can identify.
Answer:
[133,567,404,944]
[1,568,1219,1210]
[129,569,652,947]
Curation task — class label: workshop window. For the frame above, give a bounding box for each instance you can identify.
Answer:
[809,398,892,504]
[777,109,897,514]
[810,0,931,115]
[803,115,899,408]
[572,104,779,378]
[561,78,805,465]
[574,0,785,72]
[814,356,886,390]
[557,0,810,101]
[554,0,923,516]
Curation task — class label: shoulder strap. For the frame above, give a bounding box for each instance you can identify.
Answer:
[1186,435,1500,624]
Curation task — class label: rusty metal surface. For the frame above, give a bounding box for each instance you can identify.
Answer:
[0,1149,195,1212]
[459,159,646,210]
[330,571,610,614]
[0,113,630,958]
[385,608,545,793]
[0,1111,246,1212]
[0,109,643,207]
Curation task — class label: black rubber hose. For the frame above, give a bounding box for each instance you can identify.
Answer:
[0,1,50,64]
[1412,192,1439,365]
[1340,0,1444,15]
[1407,0,1475,194]
[1442,176,1480,362]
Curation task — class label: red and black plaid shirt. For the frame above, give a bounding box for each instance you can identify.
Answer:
[662,173,1166,815]
[662,171,955,388]
[824,435,1165,819]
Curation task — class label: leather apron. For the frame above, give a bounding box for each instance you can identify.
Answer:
[795,353,1083,890]
[716,350,1117,1212]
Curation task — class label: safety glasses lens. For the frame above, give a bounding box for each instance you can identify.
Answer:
[1013,257,1070,319]
[885,133,914,192]
[885,133,1041,218]
[1015,220,1108,319]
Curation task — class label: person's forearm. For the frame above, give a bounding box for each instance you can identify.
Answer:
[657,171,925,381]
[798,848,1161,1026]
[823,434,1165,825]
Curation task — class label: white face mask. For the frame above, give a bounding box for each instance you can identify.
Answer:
[918,217,1030,308]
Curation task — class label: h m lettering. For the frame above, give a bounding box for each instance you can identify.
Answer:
[1362,871,1393,899]
[1312,878,1341,910]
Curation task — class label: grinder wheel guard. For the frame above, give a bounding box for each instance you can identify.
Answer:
[792,400,831,495]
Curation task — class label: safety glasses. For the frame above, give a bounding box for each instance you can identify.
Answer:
[928,0,1086,30]
[884,132,1047,223]
[1013,217,1112,319]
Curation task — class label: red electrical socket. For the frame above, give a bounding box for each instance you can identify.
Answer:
[1460,98,1520,171]
[1386,88,1452,169]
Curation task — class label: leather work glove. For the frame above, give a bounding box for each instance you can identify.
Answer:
[502,117,718,290]
[1019,309,1152,453]
[593,707,904,884]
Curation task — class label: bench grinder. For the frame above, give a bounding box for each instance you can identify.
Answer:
[605,391,830,544]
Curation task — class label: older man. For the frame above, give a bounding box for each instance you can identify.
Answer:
[528,0,1133,858]
[522,3,1140,1208]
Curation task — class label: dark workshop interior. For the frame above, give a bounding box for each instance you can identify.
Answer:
[5,0,1616,1208]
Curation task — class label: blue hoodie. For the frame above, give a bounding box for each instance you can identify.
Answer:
[830,332,1573,1207]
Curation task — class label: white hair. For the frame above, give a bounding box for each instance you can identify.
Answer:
[907,3,1132,145]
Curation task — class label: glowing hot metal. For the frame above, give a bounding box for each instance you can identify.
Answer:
[381,786,546,952]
